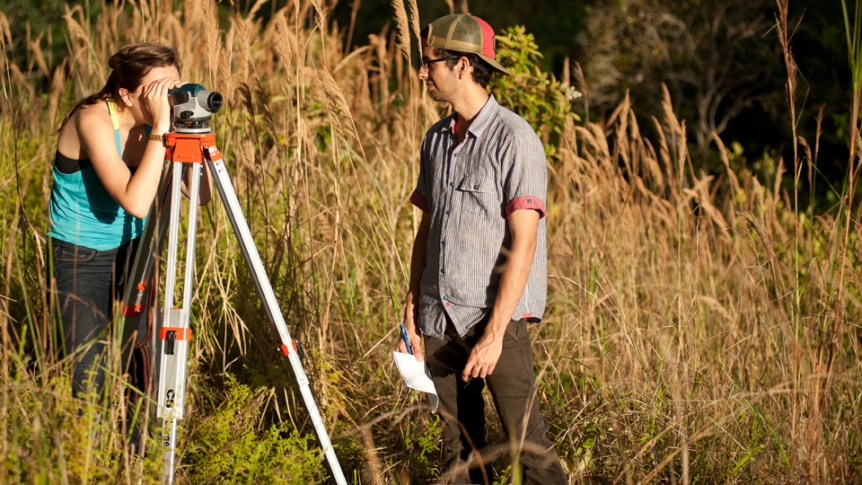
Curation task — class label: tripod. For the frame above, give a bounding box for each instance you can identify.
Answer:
[118,129,348,485]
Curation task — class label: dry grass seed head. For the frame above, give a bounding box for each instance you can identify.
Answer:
[319,68,358,142]
[274,11,297,82]
[233,13,252,84]
[47,59,69,129]
[27,33,49,79]
[684,176,731,243]
[63,5,97,94]
[642,139,665,188]
[406,0,421,47]
[588,123,611,164]
[660,83,682,137]
[0,11,11,48]
[391,0,411,62]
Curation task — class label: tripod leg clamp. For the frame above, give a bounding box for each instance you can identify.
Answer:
[280,341,297,356]
[157,313,192,420]
[161,327,192,356]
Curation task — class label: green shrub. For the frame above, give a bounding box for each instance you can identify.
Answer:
[490,26,580,161]
[180,375,328,484]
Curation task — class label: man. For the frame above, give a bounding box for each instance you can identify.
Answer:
[398,13,568,485]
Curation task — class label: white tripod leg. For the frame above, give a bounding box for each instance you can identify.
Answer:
[117,163,174,451]
[157,161,202,484]
[204,146,348,485]
[119,163,174,378]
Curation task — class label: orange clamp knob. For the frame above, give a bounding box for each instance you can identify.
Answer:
[160,327,192,341]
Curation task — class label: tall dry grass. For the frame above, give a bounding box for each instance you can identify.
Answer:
[0,0,860,483]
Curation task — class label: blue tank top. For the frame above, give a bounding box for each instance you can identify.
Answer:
[47,100,145,250]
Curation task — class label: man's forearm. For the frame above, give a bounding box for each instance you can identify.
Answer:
[461,209,540,380]
[404,211,431,327]
[487,210,540,337]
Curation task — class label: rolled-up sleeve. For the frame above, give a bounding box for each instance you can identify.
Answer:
[410,190,429,212]
[505,195,545,218]
[503,128,547,219]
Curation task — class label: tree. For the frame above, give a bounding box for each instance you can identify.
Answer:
[579,0,782,155]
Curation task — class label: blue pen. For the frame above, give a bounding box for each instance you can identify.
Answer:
[399,323,413,355]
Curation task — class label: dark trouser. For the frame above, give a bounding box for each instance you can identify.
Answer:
[50,238,151,442]
[424,316,568,485]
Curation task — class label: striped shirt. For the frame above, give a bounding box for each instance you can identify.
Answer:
[410,95,548,339]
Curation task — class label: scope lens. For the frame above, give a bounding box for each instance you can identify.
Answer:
[206,92,224,112]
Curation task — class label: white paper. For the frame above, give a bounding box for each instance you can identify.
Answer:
[392,351,439,412]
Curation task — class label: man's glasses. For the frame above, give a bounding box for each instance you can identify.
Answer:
[421,56,459,70]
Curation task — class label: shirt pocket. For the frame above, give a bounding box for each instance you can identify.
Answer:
[458,174,492,193]
[457,174,498,219]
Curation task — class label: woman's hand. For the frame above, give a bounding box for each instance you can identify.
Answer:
[142,77,184,134]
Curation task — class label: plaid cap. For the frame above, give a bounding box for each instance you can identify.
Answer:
[425,14,510,75]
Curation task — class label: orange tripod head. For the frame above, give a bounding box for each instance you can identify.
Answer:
[164,133,218,164]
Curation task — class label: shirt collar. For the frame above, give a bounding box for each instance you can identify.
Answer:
[444,94,499,139]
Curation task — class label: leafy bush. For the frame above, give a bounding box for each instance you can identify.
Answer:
[401,414,442,478]
[490,26,580,161]
[180,375,328,484]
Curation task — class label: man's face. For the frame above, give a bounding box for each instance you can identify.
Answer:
[419,45,459,103]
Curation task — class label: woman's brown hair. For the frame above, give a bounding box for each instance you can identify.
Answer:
[61,42,181,127]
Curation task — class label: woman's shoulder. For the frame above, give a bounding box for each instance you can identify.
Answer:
[69,102,118,147]
[59,101,120,161]
[73,102,113,127]
[58,103,112,158]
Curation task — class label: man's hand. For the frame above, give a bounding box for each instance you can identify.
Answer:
[397,319,425,362]
[461,327,504,381]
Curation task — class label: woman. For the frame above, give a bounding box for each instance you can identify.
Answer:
[48,42,210,412]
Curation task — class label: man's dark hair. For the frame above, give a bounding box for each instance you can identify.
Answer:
[420,27,495,88]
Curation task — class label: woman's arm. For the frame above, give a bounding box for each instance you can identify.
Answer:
[80,77,180,218]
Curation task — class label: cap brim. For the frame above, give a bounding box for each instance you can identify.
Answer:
[479,54,511,75]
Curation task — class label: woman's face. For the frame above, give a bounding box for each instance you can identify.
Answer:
[127,65,181,124]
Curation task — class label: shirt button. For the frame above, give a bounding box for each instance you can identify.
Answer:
[473,184,479,189]
[449,182,454,187]
[440,269,445,274]
[445,210,450,215]
[442,296,448,301]
[528,199,532,203]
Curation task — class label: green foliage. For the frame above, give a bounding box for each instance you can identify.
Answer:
[0,366,144,485]
[490,26,580,161]
[181,375,328,484]
[401,414,442,478]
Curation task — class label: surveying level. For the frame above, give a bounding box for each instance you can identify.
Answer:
[118,85,347,485]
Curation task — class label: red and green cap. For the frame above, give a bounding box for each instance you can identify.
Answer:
[424,14,510,75]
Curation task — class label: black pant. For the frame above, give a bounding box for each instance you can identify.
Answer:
[51,238,152,445]
[424,316,568,485]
